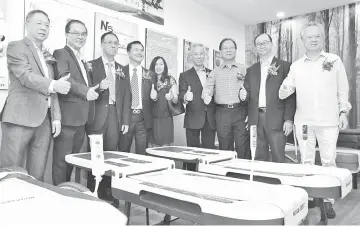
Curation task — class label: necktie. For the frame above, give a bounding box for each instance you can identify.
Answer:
[106,62,116,103]
[131,68,139,108]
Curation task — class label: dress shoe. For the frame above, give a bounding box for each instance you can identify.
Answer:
[324,202,336,219]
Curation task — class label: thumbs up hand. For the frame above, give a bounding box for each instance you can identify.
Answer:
[87,84,99,101]
[165,90,174,101]
[185,86,193,102]
[279,84,289,100]
[150,84,158,100]
[100,79,111,90]
[54,73,71,94]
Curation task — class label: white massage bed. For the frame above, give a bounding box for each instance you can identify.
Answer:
[0,171,127,226]
[66,151,308,225]
[146,146,353,224]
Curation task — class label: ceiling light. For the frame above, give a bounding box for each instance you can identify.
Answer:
[277,12,285,19]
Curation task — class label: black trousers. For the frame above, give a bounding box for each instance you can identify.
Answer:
[120,110,149,155]
[255,110,286,163]
[216,106,248,158]
[186,115,216,149]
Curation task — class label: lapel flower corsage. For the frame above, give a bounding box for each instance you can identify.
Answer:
[268,62,280,76]
[115,67,125,79]
[322,58,337,72]
[142,69,152,80]
[42,49,56,64]
[236,71,245,82]
[83,60,92,72]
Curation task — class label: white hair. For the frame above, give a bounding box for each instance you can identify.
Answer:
[300,22,325,39]
[190,43,205,54]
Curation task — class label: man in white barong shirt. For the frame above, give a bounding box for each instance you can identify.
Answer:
[279,22,351,219]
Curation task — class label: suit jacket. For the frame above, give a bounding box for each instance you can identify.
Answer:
[86,57,131,133]
[53,45,95,127]
[0,37,60,127]
[122,64,156,129]
[243,57,296,130]
[179,67,216,130]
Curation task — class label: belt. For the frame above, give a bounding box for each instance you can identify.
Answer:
[132,109,142,114]
[216,103,241,109]
[259,107,266,113]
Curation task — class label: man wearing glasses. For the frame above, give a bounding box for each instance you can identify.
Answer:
[239,33,295,163]
[52,19,99,186]
[203,38,248,158]
[0,10,69,181]
[86,31,131,204]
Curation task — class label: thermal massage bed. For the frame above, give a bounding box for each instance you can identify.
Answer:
[146,146,353,224]
[65,151,308,225]
[0,169,127,226]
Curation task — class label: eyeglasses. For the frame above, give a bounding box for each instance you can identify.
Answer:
[222,46,236,51]
[68,32,88,37]
[103,41,120,46]
[255,41,271,47]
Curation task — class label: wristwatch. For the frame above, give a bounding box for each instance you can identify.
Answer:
[339,110,347,116]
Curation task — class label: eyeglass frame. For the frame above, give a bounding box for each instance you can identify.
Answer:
[67,32,88,37]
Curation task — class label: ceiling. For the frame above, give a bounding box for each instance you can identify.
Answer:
[193,0,360,24]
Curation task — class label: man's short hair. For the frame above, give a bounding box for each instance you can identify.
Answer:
[190,43,205,53]
[65,19,87,34]
[101,31,119,43]
[25,10,49,23]
[300,22,324,38]
[253,33,272,45]
[127,40,144,52]
[219,38,237,51]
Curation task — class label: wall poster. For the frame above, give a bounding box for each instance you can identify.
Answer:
[145,29,178,78]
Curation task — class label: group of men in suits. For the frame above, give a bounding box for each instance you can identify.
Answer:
[0,9,351,219]
[0,10,157,200]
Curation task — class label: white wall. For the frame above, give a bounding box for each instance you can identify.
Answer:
[0,0,245,146]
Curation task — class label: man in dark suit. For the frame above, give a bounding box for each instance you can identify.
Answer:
[0,10,70,181]
[86,31,131,201]
[52,19,99,186]
[240,33,295,162]
[179,43,216,149]
[120,41,156,155]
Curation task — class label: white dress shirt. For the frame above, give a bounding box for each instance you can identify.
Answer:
[29,39,54,107]
[129,64,143,109]
[195,66,206,87]
[67,45,89,86]
[282,50,351,126]
[258,56,274,108]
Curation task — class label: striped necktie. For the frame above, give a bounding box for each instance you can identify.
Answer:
[106,62,116,103]
[131,68,139,108]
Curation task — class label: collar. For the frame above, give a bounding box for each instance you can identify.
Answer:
[67,44,82,59]
[194,65,206,72]
[304,50,326,62]
[260,56,274,66]
[102,56,115,67]
[221,61,239,69]
[129,63,142,73]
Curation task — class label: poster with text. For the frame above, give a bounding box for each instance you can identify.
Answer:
[145,29,178,78]
[25,0,94,60]
[83,0,164,25]
[94,13,138,65]
[213,50,223,69]
[183,40,209,71]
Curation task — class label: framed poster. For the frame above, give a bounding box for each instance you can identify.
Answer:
[94,13,138,65]
[213,50,223,69]
[183,40,209,71]
[145,29,178,78]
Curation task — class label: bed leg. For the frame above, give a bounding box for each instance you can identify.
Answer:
[318,198,328,225]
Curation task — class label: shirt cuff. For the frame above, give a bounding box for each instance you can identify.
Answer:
[48,80,55,93]
[52,120,61,125]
